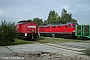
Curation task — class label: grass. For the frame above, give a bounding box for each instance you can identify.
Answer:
[84,49,90,56]
[13,39,37,45]
[37,37,84,44]
[0,37,86,46]
[0,39,36,46]
[79,49,90,56]
[1,37,89,56]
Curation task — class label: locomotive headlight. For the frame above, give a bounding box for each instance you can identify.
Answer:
[25,33,27,36]
[32,30,34,33]
[35,31,36,33]
[73,30,75,32]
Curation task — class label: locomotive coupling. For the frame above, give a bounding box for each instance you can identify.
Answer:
[32,30,34,34]
[32,30,34,39]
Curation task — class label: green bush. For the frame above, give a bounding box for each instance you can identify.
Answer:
[0,20,17,46]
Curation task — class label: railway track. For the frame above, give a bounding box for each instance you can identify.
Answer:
[35,42,85,54]
[58,44,90,49]
[37,39,90,50]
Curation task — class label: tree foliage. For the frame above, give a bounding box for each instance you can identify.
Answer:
[33,18,43,26]
[44,9,77,24]
[43,20,48,24]
[47,10,61,23]
[0,20,17,45]
[61,9,77,23]
[28,19,33,22]
[27,8,77,25]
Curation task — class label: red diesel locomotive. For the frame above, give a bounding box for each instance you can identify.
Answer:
[16,20,38,39]
[38,22,77,38]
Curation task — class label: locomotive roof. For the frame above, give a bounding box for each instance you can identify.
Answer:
[18,20,32,23]
[39,22,76,27]
[18,20,36,24]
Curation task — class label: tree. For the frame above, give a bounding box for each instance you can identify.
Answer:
[45,9,77,24]
[55,13,62,23]
[33,18,43,26]
[61,8,77,23]
[0,20,17,45]
[43,20,48,24]
[47,10,55,23]
[27,19,32,22]
[47,10,61,23]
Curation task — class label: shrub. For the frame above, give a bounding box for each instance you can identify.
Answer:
[0,20,17,45]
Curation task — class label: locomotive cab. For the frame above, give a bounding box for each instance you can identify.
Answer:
[16,20,38,40]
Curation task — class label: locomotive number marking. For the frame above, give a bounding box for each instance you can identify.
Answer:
[28,26,36,28]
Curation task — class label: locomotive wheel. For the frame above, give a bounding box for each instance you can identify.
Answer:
[66,34,71,39]
[21,36,26,40]
[64,34,67,39]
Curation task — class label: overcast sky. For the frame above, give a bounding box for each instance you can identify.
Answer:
[0,0,90,24]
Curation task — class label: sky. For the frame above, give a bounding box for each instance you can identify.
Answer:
[0,0,90,24]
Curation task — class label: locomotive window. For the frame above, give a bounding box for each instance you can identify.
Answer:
[47,27,50,28]
[18,21,25,24]
[67,25,71,28]
[72,24,75,28]
[40,27,44,28]
[46,27,49,28]
[58,26,60,28]
[52,26,56,28]
[65,26,67,28]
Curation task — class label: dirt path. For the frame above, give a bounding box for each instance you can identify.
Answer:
[0,43,90,60]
